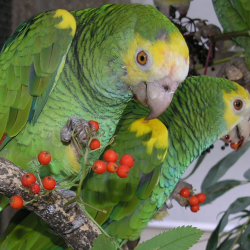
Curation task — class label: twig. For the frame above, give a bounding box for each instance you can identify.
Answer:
[0,157,101,250]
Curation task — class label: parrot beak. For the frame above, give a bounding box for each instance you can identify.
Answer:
[221,115,250,150]
[131,76,180,120]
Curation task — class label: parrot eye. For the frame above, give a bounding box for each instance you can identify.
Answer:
[135,49,152,71]
[234,100,243,110]
[137,51,147,65]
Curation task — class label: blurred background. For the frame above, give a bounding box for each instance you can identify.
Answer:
[0,0,249,249]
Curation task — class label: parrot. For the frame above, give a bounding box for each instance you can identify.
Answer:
[0,4,189,182]
[212,0,250,68]
[1,75,250,249]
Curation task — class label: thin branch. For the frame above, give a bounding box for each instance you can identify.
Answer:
[0,157,101,250]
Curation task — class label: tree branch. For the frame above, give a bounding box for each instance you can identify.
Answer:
[0,156,101,250]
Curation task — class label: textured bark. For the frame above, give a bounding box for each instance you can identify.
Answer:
[11,0,130,32]
[0,157,101,250]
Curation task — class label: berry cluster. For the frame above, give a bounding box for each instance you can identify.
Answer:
[92,149,134,178]
[9,151,56,210]
[179,188,206,213]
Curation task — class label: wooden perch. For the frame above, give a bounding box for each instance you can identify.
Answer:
[0,156,101,250]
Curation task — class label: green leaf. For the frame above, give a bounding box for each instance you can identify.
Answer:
[217,235,237,250]
[184,154,206,180]
[243,168,250,180]
[0,211,70,250]
[206,197,250,250]
[238,222,250,249]
[135,226,203,250]
[202,180,241,205]
[201,141,250,191]
[92,234,117,250]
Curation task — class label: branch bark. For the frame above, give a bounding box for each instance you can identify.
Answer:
[0,156,101,250]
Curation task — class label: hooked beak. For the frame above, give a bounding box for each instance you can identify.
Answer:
[221,115,250,150]
[131,76,180,120]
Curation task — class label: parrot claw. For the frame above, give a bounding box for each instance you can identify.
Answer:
[168,179,193,207]
[61,116,95,156]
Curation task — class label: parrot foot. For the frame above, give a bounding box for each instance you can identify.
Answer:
[217,57,250,87]
[166,179,193,208]
[56,189,86,234]
[60,116,95,156]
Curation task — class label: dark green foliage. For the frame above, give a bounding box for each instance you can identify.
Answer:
[206,197,250,250]
[135,226,203,250]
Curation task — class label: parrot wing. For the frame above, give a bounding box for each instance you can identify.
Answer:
[0,210,70,250]
[0,9,76,145]
[81,101,168,226]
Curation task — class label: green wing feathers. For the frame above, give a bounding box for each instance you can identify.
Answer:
[0,211,70,250]
[0,9,76,140]
[82,102,168,228]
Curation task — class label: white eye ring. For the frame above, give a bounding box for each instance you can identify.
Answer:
[135,49,152,71]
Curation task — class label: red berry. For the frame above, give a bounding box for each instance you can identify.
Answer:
[104,149,119,163]
[188,196,199,206]
[107,162,118,173]
[42,176,56,190]
[92,160,107,174]
[9,195,23,209]
[119,154,134,168]
[190,205,200,213]
[180,188,190,198]
[116,165,130,178]
[21,173,36,187]
[30,183,40,194]
[38,151,51,165]
[196,193,206,203]
[89,139,101,150]
[88,120,99,132]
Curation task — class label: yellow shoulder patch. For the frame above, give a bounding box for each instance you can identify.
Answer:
[54,9,76,36]
[129,117,168,157]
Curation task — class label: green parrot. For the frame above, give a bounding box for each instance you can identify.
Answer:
[0,4,189,181]
[2,75,250,249]
[82,75,250,241]
[212,0,250,68]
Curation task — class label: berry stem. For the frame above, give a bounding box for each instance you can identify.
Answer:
[77,201,122,250]
[77,199,107,213]
[88,135,116,154]
[195,52,244,71]
[33,161,43,187]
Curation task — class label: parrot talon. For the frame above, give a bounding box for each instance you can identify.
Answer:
[168,179,193,207]
[61,116,95,155]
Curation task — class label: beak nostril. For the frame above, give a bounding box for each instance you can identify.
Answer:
[163,86,169,92]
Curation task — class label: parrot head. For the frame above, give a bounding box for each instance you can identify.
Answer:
[219,81,250,150]
[162,76,250,155]
[102,4,189,120]
[221,109,250,150]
